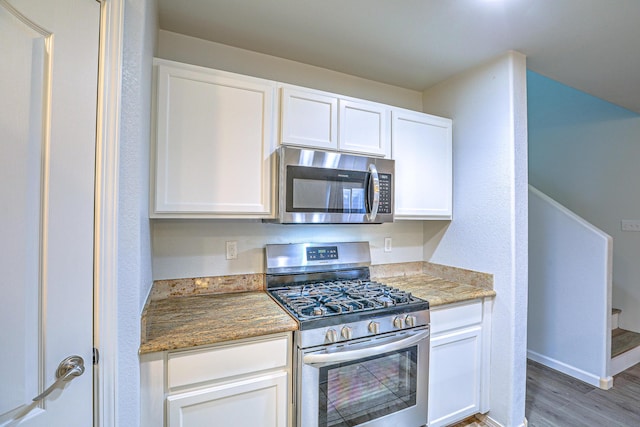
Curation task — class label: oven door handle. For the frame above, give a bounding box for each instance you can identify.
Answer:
[303,329,429,366]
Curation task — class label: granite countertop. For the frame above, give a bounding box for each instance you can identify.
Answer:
[139,291,298,354]
[384,274,496,307]
[140,262,496,355]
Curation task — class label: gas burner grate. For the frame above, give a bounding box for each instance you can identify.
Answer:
[270,279,420,321]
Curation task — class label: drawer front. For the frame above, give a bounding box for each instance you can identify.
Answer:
[431,300,482,335]
[168,335,289,389]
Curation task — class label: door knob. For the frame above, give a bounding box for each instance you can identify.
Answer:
[32,355,85,402]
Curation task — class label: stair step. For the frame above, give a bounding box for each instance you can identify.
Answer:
[612,308,621,330]
[612,328,640,358]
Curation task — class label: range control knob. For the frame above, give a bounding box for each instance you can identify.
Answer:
[325,329,338,343]
[405,315,417,328]
[368,321,380,334]
[393,316,404,329]
[341,326,353,340]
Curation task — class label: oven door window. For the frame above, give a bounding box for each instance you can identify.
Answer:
[286,165,369,214]
[318,347,417,427]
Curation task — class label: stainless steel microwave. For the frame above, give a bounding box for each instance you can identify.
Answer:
[268,146,394,224]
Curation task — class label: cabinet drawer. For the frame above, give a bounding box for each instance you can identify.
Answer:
[168,335,288,389]
[431,300,482,334]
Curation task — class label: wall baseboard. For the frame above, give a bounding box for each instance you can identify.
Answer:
[527,350,613,389]
[611,344,640,376]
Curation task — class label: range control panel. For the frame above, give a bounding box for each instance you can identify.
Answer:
[306,246,339,261]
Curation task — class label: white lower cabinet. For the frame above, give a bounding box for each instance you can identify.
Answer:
[428,299,492,427]
[140,333,291,427]
[166,371,287,427]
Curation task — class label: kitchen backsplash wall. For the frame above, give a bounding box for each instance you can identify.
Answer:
[152,220,436,280]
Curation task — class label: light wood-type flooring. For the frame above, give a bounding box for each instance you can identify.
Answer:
[452,360,640,427]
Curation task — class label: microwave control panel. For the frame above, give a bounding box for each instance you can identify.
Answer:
[378,174,392,214]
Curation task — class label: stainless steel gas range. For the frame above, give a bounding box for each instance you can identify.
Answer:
[266,242,430,427]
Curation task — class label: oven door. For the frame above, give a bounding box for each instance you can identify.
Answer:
[297,327,429,427]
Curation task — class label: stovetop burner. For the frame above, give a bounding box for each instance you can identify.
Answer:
[270,280,420,321]
[265,241,430,331]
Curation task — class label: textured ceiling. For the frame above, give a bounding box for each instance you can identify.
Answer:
[158,0,640,113]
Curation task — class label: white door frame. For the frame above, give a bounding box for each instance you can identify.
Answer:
[94,0,124,425]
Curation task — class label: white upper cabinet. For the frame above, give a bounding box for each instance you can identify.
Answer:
[392,108,453,220]
[151,59,277,218]
[280,86,338,150]
[339,99,390,157]
[280,85,390,157]
[150,59,452,219]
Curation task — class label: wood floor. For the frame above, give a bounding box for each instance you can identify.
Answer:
[612,328,640,358]
[451,360,640,427]
[448,415,491,427]
[448,416,491,427]
[526,359,640,426]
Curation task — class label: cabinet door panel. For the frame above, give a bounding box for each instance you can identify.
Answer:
[339,99,390,157]
[280,87,338,150]
[428,327,481,427]
[154,62,275,216]
[167,371,287,427]
[392,110,452,219]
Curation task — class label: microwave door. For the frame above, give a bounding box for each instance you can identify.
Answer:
[287,166,368,218]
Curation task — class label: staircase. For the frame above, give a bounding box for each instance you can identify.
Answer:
[611,308,640,374]
[528,185,613,389]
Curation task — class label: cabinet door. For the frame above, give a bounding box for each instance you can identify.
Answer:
[392,109,452,220]
[428,326,482,427]
[153,61,276,217]
[339,99,390,157]
[167,371,288,427]
[280,86,338,150]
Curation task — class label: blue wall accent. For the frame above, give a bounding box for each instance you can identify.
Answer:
[528,70,640,332]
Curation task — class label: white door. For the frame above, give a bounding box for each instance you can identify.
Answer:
[0,0,99,425]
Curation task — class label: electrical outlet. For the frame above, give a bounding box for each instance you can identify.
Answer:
[384,237,392,252]
[621,220,640,232]
[225,241,238,259]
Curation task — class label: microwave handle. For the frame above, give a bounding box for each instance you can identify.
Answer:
[303,329,429,366]
[367,164,380,221]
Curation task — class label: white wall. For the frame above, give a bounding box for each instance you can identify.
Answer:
[119,0,156,424]
[528,186,612,387]
[151,30,435,280]
[528,71,640,333]
[153,221,424,279]
[422,52,529,427]
[157,30,423,111]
